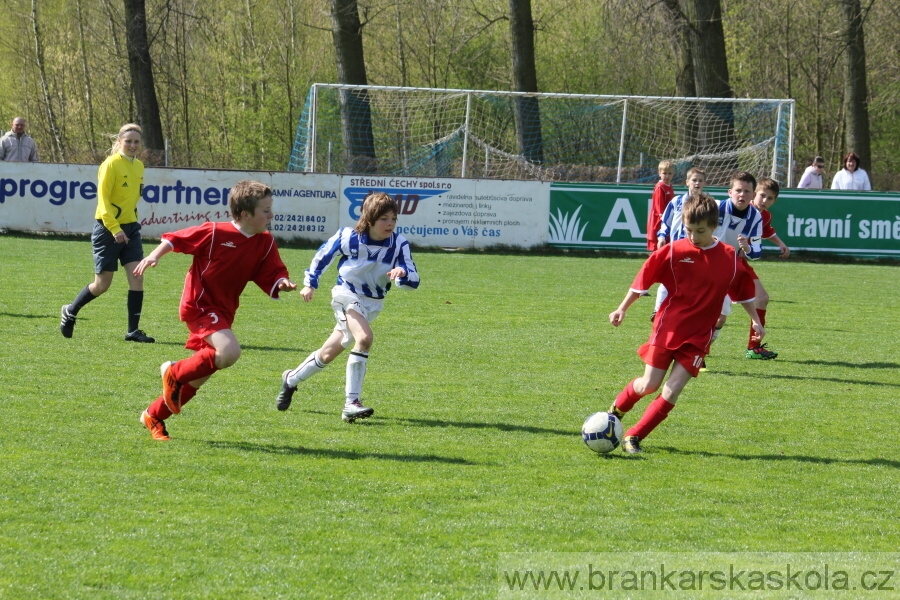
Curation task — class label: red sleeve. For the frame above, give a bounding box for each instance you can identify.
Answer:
[760,210,776,239]
[631,246,669,292]
[162,222,214,255]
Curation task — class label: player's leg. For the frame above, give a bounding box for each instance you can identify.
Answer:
[651,285,668,321]
[277,329,345,411]
[122,259,154,342]
[746,279,776,358]
[622,349,701,454]
[609,361,666,420]
[341,308,375,422]
[61,224,120,338]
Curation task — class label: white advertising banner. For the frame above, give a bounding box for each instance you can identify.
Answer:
[339,175,549,248]
[0,162,341,243]
[0,162,549,248]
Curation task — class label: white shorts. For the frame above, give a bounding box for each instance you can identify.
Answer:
[330,287,384,348]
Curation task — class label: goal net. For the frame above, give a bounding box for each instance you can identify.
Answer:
[289,84,794,187]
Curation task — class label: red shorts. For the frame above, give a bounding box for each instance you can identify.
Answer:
[740,256,759,281]
[184,310,233,351]
[638,342,706,378]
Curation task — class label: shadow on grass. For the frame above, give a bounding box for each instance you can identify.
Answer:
[299,410,575,437]
[203,439,478,465]
[711,369,900,387]
[0,312,48,319]
[790,359,900,369]
[658,446,900,468]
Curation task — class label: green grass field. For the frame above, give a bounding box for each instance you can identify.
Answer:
[1,234,898,599]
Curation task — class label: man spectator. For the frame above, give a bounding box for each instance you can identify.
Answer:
[0,117,39,162]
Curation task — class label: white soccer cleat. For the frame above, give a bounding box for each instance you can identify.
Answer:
[341,399,374,423]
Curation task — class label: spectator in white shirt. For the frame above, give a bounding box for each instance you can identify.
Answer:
[831,152,871,191]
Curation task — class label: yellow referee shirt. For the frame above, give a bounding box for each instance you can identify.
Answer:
[95,151,145,235]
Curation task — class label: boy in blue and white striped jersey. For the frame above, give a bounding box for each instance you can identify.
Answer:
[277,192,420,422]
[651,167,707,319]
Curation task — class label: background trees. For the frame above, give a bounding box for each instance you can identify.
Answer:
[0,0,896,188]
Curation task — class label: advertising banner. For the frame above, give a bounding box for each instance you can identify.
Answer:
[550,182,900,258]
[338,175,549,248]
[0,162,340,243]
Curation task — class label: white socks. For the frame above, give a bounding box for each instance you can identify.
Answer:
[345,351,368,403]
[286,351,325,387]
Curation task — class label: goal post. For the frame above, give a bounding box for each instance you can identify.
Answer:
[289,84,795,187]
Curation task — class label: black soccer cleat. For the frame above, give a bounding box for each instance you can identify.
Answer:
[125,329,155,343]
[60,305,76,338]
[276,370,297,411]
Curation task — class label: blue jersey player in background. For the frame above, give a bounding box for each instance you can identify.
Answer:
[277,192,420,422]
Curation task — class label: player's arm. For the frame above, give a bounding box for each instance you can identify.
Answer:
[133,240,173,276]
[739,301,765,340]
[609,290,642,327]
[767,233,790,258]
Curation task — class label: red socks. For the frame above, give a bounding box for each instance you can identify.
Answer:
[613,379,643,414]
[749,309,767,348]
[171,347,218,383]
[626,396,674,439]
[148,383,198,420]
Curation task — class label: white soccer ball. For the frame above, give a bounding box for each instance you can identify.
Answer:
[582,412,623,454]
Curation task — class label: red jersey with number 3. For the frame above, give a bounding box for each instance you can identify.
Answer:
[162,221,290,325]
[631,238,755,351]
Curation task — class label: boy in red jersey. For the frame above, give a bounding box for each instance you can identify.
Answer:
[744,177,789,358]
[607,193,764,454]
[646,160,675,251]
[132,180,298,440]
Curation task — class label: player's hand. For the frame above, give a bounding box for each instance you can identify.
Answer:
[779,245,790,258]
[657,237,667,248]
[278,279,298,292]
[609,310,626,327]
[737,234,750,254]
[133,257,157,276]
[114,231,129,244]
[752,322,766,339]
[300,286,315,302]
[386,267,406,281]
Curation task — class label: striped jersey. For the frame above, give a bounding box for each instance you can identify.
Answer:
[657,193,691,242]
[714,200,763,260]
[305,228,420,299]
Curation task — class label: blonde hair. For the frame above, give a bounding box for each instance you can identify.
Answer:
[109,123,142,155]
[658,160,674,171]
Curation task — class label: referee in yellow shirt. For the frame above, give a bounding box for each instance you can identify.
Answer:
[60,123,154,342]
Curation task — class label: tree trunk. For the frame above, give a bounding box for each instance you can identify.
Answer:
[123,0,164,163]
[30,0,64,160]
[680,0,735,179]
[75,0,97,157]
[330,0,377,173]
[661,0,697,155]
[840,0,871,171]
[508,0,543,165]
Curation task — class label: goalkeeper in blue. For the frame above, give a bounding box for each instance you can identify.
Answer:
[276,192,420,422]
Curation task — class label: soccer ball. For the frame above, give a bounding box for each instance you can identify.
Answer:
[582,412,623,454]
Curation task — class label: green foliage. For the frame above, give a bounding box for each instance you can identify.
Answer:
[1,234,899,598]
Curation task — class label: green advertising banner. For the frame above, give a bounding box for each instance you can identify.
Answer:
[550,183,900,258]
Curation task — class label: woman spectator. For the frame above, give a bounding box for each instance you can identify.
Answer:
[831,152,872,190]
[797,156,826,189]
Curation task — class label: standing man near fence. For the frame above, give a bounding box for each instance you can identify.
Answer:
[0,117,38,162]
